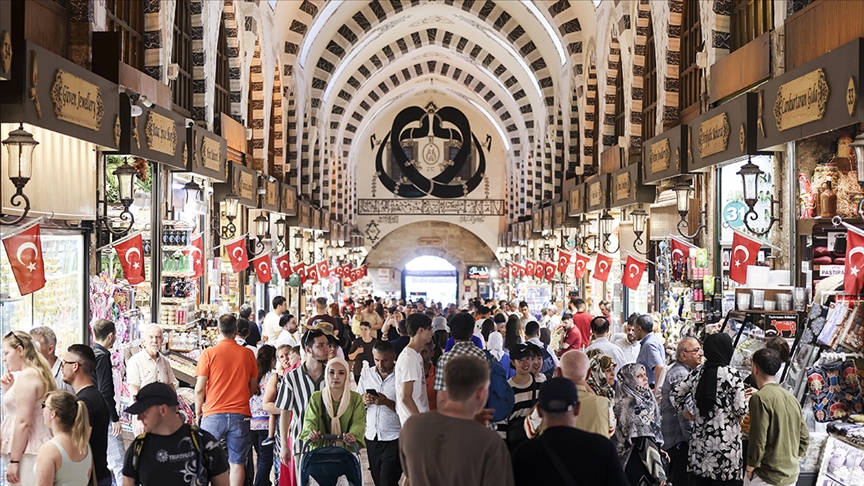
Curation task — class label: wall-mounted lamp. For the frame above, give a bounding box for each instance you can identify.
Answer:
[98,159,138,236]
[220,193,240,239]
[737,159,779,237]
[292,230,304,261]
[274,216,288,252]
[183,178,202,205]
[577,215,598,255]
[248,212,269,257]
[1,124,38,225]
[598,210,619,253]
[630,208,657,255]
[673,179,707,240]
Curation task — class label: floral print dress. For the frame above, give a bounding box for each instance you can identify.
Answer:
[672,364,747,481]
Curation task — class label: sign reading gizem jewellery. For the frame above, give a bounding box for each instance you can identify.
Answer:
[643,125,689,184]
[145,111,178,155]
[698,113,730,157]
[758,38,863,150]
[50,70,104,130]
[773,68,830,131]
[585,175,610,212]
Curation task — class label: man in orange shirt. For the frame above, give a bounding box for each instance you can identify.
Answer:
[195,314,258,486]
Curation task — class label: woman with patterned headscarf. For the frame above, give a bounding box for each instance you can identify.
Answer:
[301,358,366,451]
[612,363,667,486]
[587,352,617,401]
[672,332,746,485]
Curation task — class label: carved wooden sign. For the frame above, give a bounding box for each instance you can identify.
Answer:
[569,184,584,216]
[237,171,255,202]
[614,170,632,202]
[145,111,178,155]
[280,184,296,216]
[200,136,223,172]
[773,68,830,131]
[649,139,671,174]
[532,211,542,233]
[588,180,603,207]
[553,204,565,228]
[542,207,552,231]
[697,113,730,157]
[50,69,104,130]
[312,209,322,230]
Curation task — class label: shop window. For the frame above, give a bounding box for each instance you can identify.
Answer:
[679,0,703,119]
[105,0,145,70]
[171,0,193,116]
[642,17,658,143]
[613,69,625,144]
[214,22,232,122]
[731,0,773,51]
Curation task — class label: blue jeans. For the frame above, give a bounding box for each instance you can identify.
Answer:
[250,430,273,486]
[201,413,252,465]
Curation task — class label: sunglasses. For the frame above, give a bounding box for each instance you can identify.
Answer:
[5,331,24,349]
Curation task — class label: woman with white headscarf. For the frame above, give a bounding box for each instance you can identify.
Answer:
[301,358,366,450]
[487,331,515,379]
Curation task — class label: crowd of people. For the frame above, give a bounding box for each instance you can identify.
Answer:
[0,295,810,486]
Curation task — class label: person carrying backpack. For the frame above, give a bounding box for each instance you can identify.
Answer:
[525,321,559,379]
[122,382,230,486]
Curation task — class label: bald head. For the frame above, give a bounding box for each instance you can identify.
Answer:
[560,350,590,385]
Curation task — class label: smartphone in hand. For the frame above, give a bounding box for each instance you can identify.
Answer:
[365,389,380,397]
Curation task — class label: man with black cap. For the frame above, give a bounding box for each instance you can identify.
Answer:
[511,378,627,486]
[122,382,229,486]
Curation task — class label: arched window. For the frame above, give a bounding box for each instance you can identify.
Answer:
[731,0,773,51]
[105,0,144,70]
[613,69,625,143]
[642,17,657,142]
[679,0,703,120]
[214,22,232,121]
[171,0,193,116]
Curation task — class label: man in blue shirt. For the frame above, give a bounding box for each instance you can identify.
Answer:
[634,314,666,390]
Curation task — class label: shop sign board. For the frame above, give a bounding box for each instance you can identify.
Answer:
[213,162,257,208]
[819,265,845,277]
[279,183,296,216]
[642,125,689,184]
[321,211,330,233]
[585,175,610,212]
[758,38,863,150]
[553,202,565,229]
[260,177,279,212]
[298,201,311,229]
[312,207,322,230]
[186,125,227,182]
[417,236,442,246]
[568,183,585,216]
[542,207,552,232]
[689,93,759,171]
[468,266,490,279]
[114,93,186,170]
[0,42,120,149]
[532,211,542,233]
[610,164,655,208]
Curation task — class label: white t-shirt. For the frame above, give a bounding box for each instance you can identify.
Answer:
[276,330,299,349]
[262,311,283,343]
[394,346,429,424]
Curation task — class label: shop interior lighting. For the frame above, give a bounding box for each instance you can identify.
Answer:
[736,159,780,237]
[220,193,240,239]
[673,179,707,240]
[1,124,38,225]
[598,210,619,253]
[98,160,138,236]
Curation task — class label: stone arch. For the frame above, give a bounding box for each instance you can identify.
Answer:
[602,27,621,148]
[630,0,652,151]
[270,64,284,178]
[248,35,265,171]
[664,0,685,122]
[363,221,497,274]
[583,57,598,170]
[222,0,243,123]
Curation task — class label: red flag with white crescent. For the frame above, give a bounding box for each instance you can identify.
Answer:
[2,223,46,295]
[844,223,864,294]
[224,236,249,273]
[557,250,573,274]
[332,264,345,279]
[306,263,320,285]
[573,252,591,279]
[499,265,510,279]
[621,254,648,290]
[251,254,272,283]
[360,265,368,278]
[544,260,556,282]
[274,253,292,279]
[189,234,204,278]
[293,262,307,284]
[533,259,545,279]
[525,260,536,278]
[593,253,613,282]
[341,264,352,278]
[670,237,695,263]
[114,233,146,285]
[729,230,762,284]
[317,260,330,278]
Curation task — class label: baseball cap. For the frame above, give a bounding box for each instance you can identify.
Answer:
[125,382,178,414]
[538,377,580,413]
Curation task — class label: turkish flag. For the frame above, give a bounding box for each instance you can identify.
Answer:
[573,252,591,279]
[525,260,536,278]
[593,253,613,282]
[274,253,292,279]
[360,265,368,278]
[317,260,330,279]
[844,224,864,294]
[2,223,46,295]
[251,254,272,283]
[510,263,523,278]
[670,237,694,262]
[224,236,249,273]
[622,254,648,290]
[114,233,146,285]
[189,234,204,279]
[306,263,320,285]
[293,262,307,284]
[332,263,345,279]
[499,265,510,279]
[729,230,762,284]
[557,250,573,274]
[533,259,545,279]
[544,260,556,282]
[341,264,352,278]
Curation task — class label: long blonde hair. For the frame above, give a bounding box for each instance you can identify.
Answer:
[46,391,90,454]
[3,330,56,396]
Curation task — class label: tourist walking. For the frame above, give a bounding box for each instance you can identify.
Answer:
[33,390,92,486]
[633,314,666,389]
[126,324,179,435]
[584,317,627,374]
[661,337,702,486]
[612,363,667,486]
[29,327,75,393]
[91,319,124,486]
[561,350,612,437]
[435,313,489,409]
[301,358,366,450]
[348,321,377,380]
[586,351,617,401]
[395,313,433,423]
[249,345,276,486]
[357,341,402,486]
